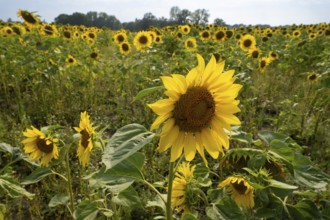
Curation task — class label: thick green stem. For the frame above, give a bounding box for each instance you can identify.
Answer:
[65,152,75,214]
[166,162,175,220]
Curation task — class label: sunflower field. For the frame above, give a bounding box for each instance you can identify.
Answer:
[0,10,330,220]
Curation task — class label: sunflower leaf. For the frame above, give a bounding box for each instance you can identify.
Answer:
[48,193,69,208]
[0,174,34,199]
[102,123,154,171]
[133,86,164,102]
[21,167,53,185]
[73,200,98,220]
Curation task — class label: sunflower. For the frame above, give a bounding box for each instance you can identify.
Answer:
[239,34,256,51]
[119,42,131,55]
[307,72,318,82]
[213,30,226,42]
[113,31,127,45]
[292,30,301,38]
[41,24,58,37]
[1,27,14,36]
[180,25,191,35]
[148,54,242,164]
[199,30,211,41]
[248,48,262,59]
[21,126,59,166]
[74,111,95,167]
[171,162,197,213]
[268,51,279,61]
[308,32,317,40]
[17,9,39,27]
[62,30,72,40]
[218,176,255,208]
[184,37,197,52]
[66,54,77,65]
[134,31,152,51]
[259,57,271,73]
[154,35,163,44]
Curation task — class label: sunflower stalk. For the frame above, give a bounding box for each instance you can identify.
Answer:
[166,162,175,220]
[65,151,75,215]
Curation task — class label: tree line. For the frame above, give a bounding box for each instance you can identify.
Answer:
[54,6,227,31]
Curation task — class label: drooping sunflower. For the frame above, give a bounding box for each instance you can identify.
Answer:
[119,42,131,55]
[148,54,242,164]
[17,9,39,27]
[184,37,197,52]
[239,34,257,51]
[21,126,59,166]
[171,162,197,213]
[218,176,255,208]
[133,31,152,51]
[74,111,95,167]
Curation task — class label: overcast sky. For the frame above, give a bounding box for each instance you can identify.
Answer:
[0,0,329,26]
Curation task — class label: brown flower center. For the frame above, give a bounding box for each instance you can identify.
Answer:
[243,39,252,48]
[139,35,148,45]
[122,43,129,51]
[232,181,248,195]
[117,35,125,43]
[173,87,215,132]
[22,12,38,24]
[36,137,54,153]
[80,129,91,149]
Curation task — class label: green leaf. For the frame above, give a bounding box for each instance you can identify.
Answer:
[102,123,154,171]
[258,131,289,146]
[320,200,330,219]
[0,143,14,155]
[112,186,143,208]
[231,127,253,144]
[206,197,246,220]
[268,179,298,189]
[146,195,166,213]
[182,212,198,220]
[287,200,321,220]
[88,152,145,192]
[133,86,164,102]
[48,193,69,208]
[0,174,34,199]
[21,167,53,185]
[74,200,98,220]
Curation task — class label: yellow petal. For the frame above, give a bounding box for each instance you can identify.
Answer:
[170,132,185,162]
[202,55,216,85]
[183,133,196,161]
[150,112,171,131]
[158,125,180,152]
[148,99,175,115]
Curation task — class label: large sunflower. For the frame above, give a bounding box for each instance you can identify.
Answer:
[171,162,196,213]
[17,9,39,27]
[74,111,95,167]
[133,31,152,51]
[21,126,59,166]
[148,54,242,164]
[218,176,255,208]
